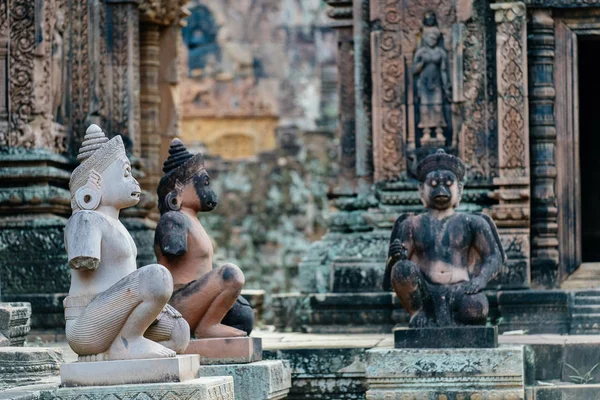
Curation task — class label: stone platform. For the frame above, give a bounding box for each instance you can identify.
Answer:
[185,337,262,365]
[41,377,235,400]
[60,355,200,387]
[199,360,291,400]
[366,346,527,399]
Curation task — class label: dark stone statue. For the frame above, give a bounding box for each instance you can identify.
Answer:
[154,139,254,338]
[383,149,506,327]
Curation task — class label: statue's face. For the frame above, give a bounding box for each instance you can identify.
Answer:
[424,30,440,48]
[180,170,218,212]
[419,170,462,210]
[100,157,141,209]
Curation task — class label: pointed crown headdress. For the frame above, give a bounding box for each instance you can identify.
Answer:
[416,149,466,182]
[69,124,127,210]
[157,138,206,214]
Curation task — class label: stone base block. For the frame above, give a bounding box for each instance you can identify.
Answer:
[0,347,62,390]
[0,302,32,346]
[185,337,262,365]
[394,326,498,349]
[199,360,291,400]
[366,346,526,399]
[60,355,200,387]
[40,377,234,400]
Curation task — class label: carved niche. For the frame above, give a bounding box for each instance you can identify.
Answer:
[370,0,497,182]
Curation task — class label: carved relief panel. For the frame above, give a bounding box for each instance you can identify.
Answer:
[370,0,497,182]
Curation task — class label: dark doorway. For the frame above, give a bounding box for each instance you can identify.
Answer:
[579,37,600,262]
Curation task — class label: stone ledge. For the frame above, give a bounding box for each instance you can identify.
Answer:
[60,355,200,387]
[366,346,526,396]
[199,360,291,400]
[40,377,234,400]
[0,347,62,390]
[394,326,498,348]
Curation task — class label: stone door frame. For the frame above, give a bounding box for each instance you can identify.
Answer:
[553,10,600,280]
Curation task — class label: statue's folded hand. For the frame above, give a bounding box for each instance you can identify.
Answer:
[463,277,487,295]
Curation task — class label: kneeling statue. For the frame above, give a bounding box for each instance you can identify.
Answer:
[383,149,505,327]
[154,139,253,338]
[64,125,190,361]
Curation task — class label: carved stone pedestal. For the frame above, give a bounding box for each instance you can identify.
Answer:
[60,355,200,387]
[185,337,262,365]
[40,377,235,400]
[366,346,527,399]
[199,360,292,400]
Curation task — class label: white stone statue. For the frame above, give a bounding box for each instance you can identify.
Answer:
[63,124,189,362]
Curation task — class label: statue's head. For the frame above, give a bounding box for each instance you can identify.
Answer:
[70,125,141,212]
[157,139,217,214]
[422,26,441,48]
[416,149,465,210]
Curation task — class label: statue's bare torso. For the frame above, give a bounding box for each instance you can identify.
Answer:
[65,211,138,296]
[400,212,487,285]
[155,210,214,286]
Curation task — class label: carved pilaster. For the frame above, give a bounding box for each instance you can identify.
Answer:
[326,0,357,194]
[139,24,161,193]
[354,0,372,188]
[490,2,531,288]
[370,0,405,182]
[528,10,559,288]
[104,0,141,156]
[0,0,7,133]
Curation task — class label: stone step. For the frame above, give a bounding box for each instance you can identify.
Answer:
[572,305,600,313]
[573,290,600,297]
[571,313,600,319]
[574,296,600,305]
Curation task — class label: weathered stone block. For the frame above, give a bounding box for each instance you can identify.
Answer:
[366,346,526,399]
[185,337,262,365]
[497,290,570,334]
[199,360,291,400]
[60,355,200,387]
[39,377,235,400]
[394,326,498,349]
[0,347,62,390]
[0,302,31,346]
[264,347,368,400]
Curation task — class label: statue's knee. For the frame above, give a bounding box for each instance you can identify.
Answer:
[455,293,489,324]
[220,263,245,291]
[391,260,419,284]
[170,317,190,353]
[139,264,173,303]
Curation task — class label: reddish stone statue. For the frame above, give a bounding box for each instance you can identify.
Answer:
[383,149,506,327]
[154,139,254,339]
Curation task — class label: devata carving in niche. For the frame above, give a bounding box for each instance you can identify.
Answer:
[383,150,506,327]
[414,12,451,146]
